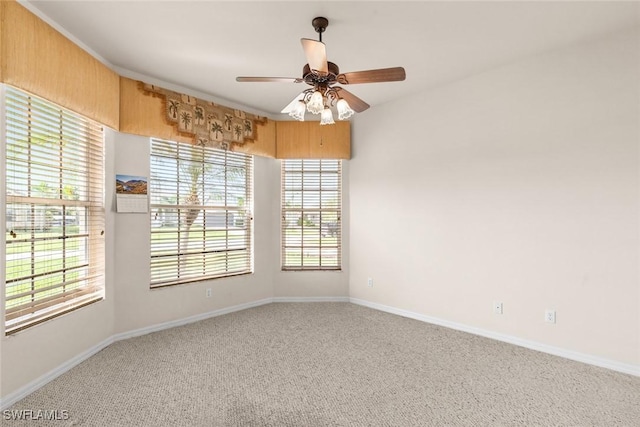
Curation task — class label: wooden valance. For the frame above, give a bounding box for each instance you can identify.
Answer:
[2,0,353,160]
[119,77,276,157]
[0,1,119,129]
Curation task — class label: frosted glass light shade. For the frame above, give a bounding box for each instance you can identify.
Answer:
[307,91,324,115]
[320,107,335,125]
[336,99,354,120]
[289,100,306,121]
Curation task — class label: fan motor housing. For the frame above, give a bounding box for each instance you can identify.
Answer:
[302,62,339,86]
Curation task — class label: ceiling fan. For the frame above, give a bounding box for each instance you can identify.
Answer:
[236,17,406,124]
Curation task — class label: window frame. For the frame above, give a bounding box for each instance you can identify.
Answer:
[3,85,105,335]
[281,159,342,271]
[149,139,253,288]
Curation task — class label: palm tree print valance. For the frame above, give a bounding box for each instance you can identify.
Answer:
[140,82,266,150]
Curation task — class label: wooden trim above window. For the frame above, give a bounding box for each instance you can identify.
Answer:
[119,77,194,145]
[0,1,119,129]
[120,77,277,158]
[0,1,351,160]
[276,121,350,159]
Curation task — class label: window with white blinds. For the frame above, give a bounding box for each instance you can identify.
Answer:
[4,86,105,334]
[150,139,253,288]
[281,159,341,270]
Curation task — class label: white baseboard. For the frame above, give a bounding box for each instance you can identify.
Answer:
[0,296,348,408]
[112,298,273,341]
[0,336,115,410]
[3,296,637,410]
[350,297,640,378]
[0,297,273,410]
[273,296,350,303]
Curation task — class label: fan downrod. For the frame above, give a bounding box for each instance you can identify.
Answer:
[312,17,329,42]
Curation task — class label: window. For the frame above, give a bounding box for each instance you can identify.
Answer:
[149,139,253,288]
[4,86,105,334]
[281,159,341,270]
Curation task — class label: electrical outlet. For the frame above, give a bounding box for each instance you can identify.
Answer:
[367,278,373,288]
[545,310,556,324]
[493,301,503,315]
[206,288,212,298]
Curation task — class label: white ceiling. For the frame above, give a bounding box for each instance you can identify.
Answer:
[24,1,640,118]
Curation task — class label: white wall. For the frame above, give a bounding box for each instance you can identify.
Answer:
[349,28,640,367]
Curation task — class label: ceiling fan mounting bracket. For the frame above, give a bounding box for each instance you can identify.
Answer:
[312,17,329,34]
[312,17,329,42]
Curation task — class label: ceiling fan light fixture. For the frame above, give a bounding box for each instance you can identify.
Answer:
[307,90,324,114]
[320,106,335,125]
[237,16,405,124]
[289,100,306,121]
[336,98,354,120]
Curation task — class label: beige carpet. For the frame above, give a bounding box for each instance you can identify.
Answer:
[5,302,640,426]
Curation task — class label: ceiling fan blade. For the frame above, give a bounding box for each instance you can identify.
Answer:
[334,87,370,113]
[301,38,328,74]
[336,67,406,85]
[236,76,303,83]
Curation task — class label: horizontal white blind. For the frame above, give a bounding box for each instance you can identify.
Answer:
[150,139,253,288]
[4,86,105,334]
[281,159,341,270]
